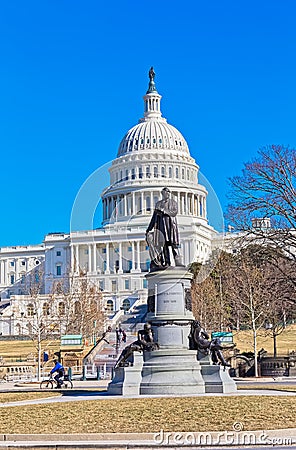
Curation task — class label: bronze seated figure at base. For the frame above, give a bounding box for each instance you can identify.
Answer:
[114,323,159,369]
[189,320,231,367]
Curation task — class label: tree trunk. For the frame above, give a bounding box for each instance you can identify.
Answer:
[273,331,277,358]
[253,327,258,377]
[37,337,41,382]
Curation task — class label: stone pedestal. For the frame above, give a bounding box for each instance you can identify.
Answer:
[139,268,205,395]
[198,354,237,393]
[140,348,205,395]
[108,352,143,396]
[107,267,236,396]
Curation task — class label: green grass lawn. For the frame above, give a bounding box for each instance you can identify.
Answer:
[0,396,295,434]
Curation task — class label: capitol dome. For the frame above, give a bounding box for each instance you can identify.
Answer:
[117,68,189,157]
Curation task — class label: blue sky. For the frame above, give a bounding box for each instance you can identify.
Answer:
[0,0,295,246]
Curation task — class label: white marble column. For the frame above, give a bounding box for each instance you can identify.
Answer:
[116,195,120,217]
[111,197,115,218]
[0,260,3,285]
[203,197,207,218]
[124,195,127,216]
[93,243,97,273]
[70,245,74,274]
[14,258,18,281]
[136,241,141,272]
[132,192,136,215]
[75,245,80,274]
[118,242,123,274]
[105,242,110,274]
[131,241,136,272]
[141,192,144,213]
[88,244,92,273]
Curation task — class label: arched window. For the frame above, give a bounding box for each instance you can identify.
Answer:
[182,168,185,179]
[139,167,143,179]
[58,302,65,316]
[146,196,151,212]
[122,299,130,312]
[74,301,81,315]
[161,166,165,177]
[176,167,179,178]
[131,168,135,180]
[27,304,34,317]
[146,166,150,178]
[106,299,114,312]
[154,166,158,177]
[43,303,50,316]
[168,167,172,178]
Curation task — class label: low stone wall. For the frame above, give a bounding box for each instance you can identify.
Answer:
[260,355,296,377]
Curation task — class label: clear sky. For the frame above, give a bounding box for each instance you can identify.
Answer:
[0,0,295,246]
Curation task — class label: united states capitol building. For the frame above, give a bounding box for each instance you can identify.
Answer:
[0,70,219,336]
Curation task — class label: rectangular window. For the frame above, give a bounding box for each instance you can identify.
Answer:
[128,260,133,271]
[111,280,117,292]
[56,265,62,276]
[10,261,14,267]
[21,275,25,284]
[56,251,61,256]
[128,246,132,252]
[99,280,104,291]
[102,248,106,254]
[10,275,15,284]
[143,279,148,289]
[84,249,89,255]
[125,279,130,290]
[21,261,26,266]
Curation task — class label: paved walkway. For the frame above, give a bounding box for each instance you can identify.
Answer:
[0,429,295,449]
[0,379,295,408]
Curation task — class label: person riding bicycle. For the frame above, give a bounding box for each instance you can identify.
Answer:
[50,359,65,388]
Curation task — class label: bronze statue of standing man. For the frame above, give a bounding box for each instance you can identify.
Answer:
[146,187,183,271]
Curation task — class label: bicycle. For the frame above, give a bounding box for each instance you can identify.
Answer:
[40,373,73,389]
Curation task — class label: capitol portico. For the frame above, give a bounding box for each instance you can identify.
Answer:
[0,69,217,336]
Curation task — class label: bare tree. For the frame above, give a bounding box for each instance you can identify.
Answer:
[261,253,296,356]
[24,269,59,380]
[225,250,270,377]
[191,252,233,332]
[227,145,296,264]
[52,270,104,342]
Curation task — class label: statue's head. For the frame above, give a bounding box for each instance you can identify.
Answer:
[161,187,170,200]
[144,322,152,330]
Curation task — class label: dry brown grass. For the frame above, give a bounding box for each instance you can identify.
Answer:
[233,324,296,355]
[0,340,93,361]
[237,384,296,392]
[0,396,295,434]
[0,392,60,403]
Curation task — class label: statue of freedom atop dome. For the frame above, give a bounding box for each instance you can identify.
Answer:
[146,187,183,271]
[149,66,155,82]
